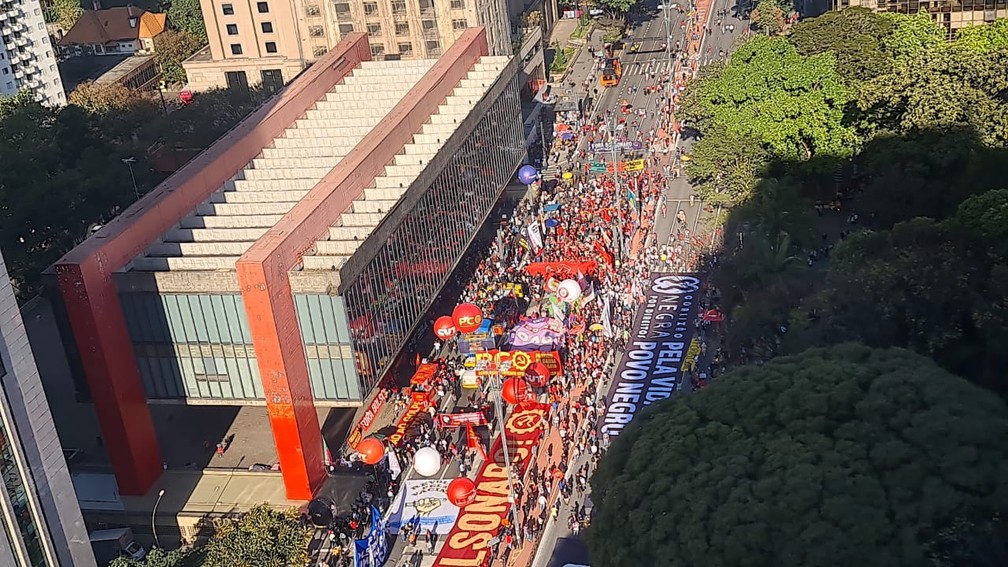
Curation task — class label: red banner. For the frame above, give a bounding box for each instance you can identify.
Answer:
[346,392,387,449]
[525,261,597,278]
[472,350,563,378]
[388,398,428,446]
[437,410,490,429]
[432,403,550,567]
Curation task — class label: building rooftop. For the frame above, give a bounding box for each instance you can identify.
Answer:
[59,7,166,46]
[94,54,154,85]
[110,31,510,294]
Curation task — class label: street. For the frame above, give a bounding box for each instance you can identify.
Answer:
[533,0,749,565]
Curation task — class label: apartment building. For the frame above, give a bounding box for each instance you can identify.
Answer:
[0,252,95,567]
[184,0,512,90]
[0,0,65,104]
[833,0,1008,37]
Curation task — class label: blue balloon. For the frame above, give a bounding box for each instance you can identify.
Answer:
[517,165,539,185]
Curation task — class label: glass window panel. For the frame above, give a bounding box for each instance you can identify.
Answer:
[318,295,339,344]
[159,357,182,397]
[234,296,253,343]
[187,296,210,343]
[209,296,229,343]
[333,296,351,344]
[294,295,314,345]
[163,295,187,343]
[200,296,220,343]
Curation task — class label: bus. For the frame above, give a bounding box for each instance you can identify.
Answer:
[601,58,622,87]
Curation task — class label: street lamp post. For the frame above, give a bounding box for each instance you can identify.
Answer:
[121,157,140,199]
[610,114,623,260]
[485,368,521,541]
[152,488,165,549]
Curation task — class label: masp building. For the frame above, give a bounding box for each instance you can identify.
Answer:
[49,28,525,500]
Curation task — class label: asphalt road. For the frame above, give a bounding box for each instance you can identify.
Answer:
[534,1,751,566]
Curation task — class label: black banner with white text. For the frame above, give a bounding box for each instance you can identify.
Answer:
[598,273,703,437]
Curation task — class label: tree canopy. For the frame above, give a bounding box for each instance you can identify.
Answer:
[202,505,310,567]
[589,345,1008,567]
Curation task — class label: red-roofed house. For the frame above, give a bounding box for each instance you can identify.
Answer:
[58,6,167,57]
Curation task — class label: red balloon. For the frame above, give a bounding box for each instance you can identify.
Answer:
[525,362,550,387]
[452,303,484,334]
[433,316,457,340]
[501,377,530,405]
[357,437,385,465]
[446,477,477,507]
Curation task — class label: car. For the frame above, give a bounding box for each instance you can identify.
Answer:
[629,43,640,53]
[659,2,678,9]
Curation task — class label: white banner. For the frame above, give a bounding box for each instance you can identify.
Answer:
[386,479,460,535]
[602,294,614,338]
[527,222,544,251]
[387,449,402,479]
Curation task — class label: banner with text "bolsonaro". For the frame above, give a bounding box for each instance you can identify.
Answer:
[598,273,703,437]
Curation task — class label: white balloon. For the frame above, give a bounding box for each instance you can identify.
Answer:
[413,446,442,477]
[557,279,582,303]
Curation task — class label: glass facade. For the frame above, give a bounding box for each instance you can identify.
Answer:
[0,385,48,566]
[344,74,526,390]
[293,294,363,401]
[119,293,265,400]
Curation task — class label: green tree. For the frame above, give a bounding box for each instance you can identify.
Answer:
[43,0,84,30]
[681,35,856,164]
[202,504,310,567]
[110,546,204,567]
[683,125,770,206]
[163,0,208,42]
[68,81,143,114]
[954,18,1008,53]
[858,48,1008,146]
[788,7,895,83]
[751,0,786,36]
[597,0,634,17]
[155,29,205,85]
[0,100,136,298]
[589,344,1008,567]
[879,10,946,60]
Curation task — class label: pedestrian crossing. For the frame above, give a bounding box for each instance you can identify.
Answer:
[623,60,679,77]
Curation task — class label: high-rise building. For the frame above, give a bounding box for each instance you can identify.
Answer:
[831,0,1008,38]
[183,0,512,90]
[0,253,95,566]
[0,0,66,105]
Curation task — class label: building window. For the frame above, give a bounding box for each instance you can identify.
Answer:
[262,21,273,33]
[257,1,269,13]
[391,0,406,12]
[261,68,283,91]
[0,419,46,565]
[230,43,243,55]
[334,1,351,12]
[450,0,464,8]
[370,43,385,56]
[265,41,277,53]
[398,42,412,55]
[309,25,325,37]
[422,19,436,30]
[395,22,409,36]
[367,23,381,36]
[452,18,467,30]
[305,3,321,16]
[225,70,249,90]
[222,3,234,15]
[425,39,439,50]
[363,1,378,15]
[339,23,354,34]
[226,23,238,35]
[313,45,327,57]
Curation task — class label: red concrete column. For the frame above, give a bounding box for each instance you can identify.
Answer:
[236,259,324,500]
[54,263,162,496]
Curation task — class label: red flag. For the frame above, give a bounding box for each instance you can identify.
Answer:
[466,422,487,461]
